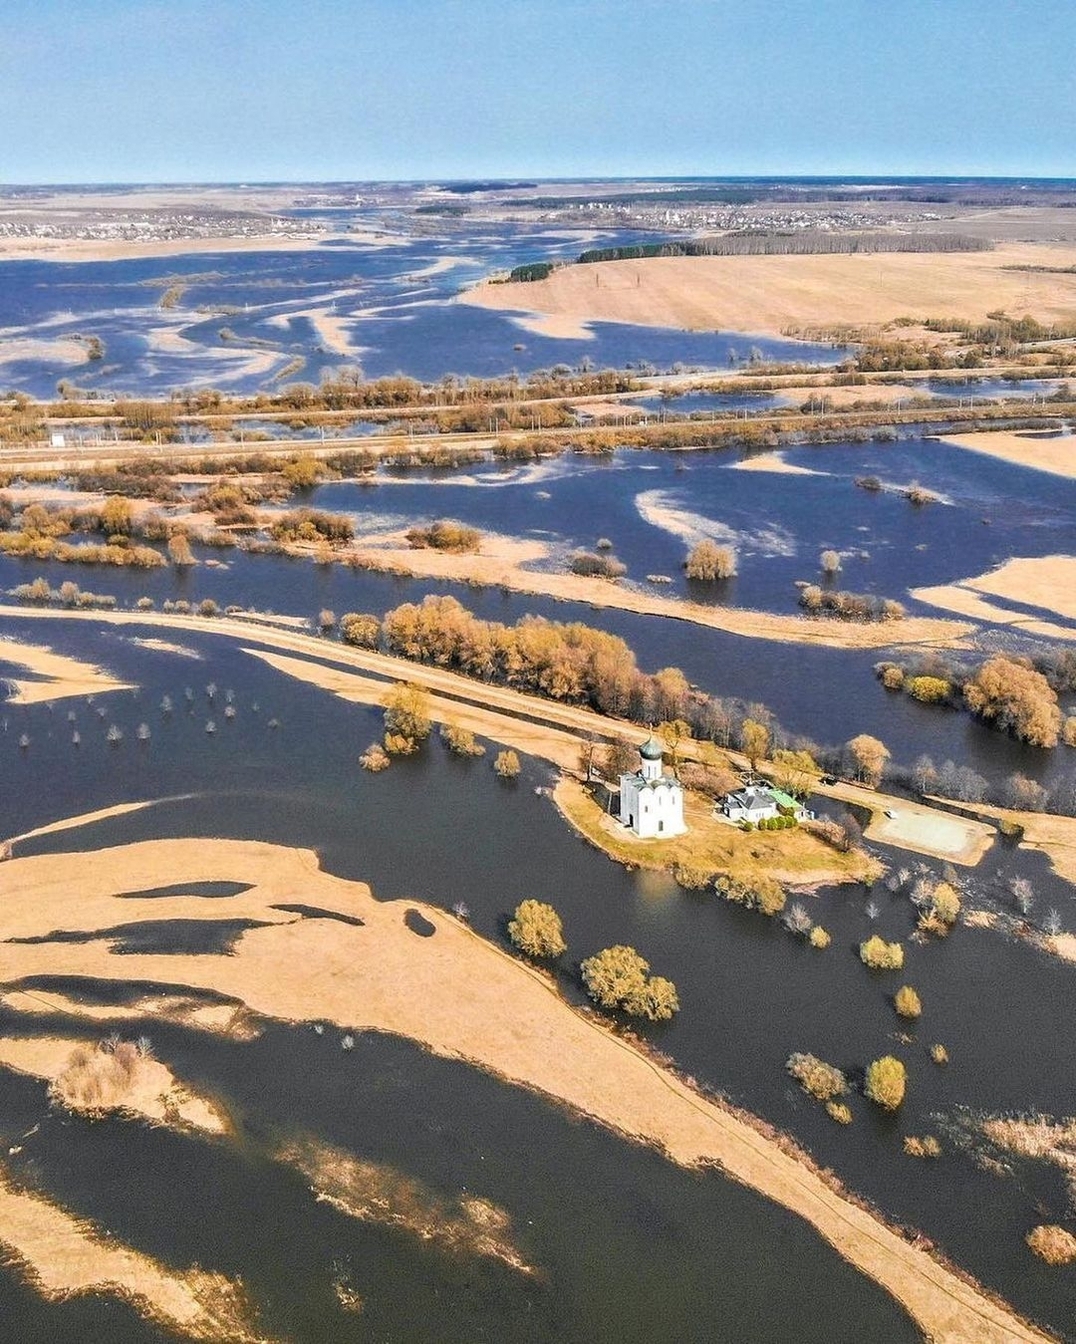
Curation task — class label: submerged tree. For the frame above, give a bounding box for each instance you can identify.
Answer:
[859,935,904,970]
[963,655,1062,748]
[382,682,433,755]
[493,749,521,779]
[684,539,737,581]
[580,944,679,1021]
[508,900,567,959]
[168,533,195,567]
[440,722,485,757]
[865,1056,907,1109]
[894,985,922,1019]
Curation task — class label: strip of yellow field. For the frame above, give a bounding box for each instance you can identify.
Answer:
[0,636,135,705]
[0,1166,264,1342]
[347,538,971,650]
[276,1135,536,1277]
[5,798,185,849]
[728,452,824,475]
[463,243,1076,336]
[965,556,1076,622]
[938,431,1076,480]
[912,556,1076,642]
[0,232,350,264]
[0,836,1049,1344]
[0,1036,226,1134]
[0,987,254,1039]
[954,805,1076,887]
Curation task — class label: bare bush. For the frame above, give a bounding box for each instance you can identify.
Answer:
[685,540,737,580]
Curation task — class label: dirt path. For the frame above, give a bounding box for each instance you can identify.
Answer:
[0,605,998,869]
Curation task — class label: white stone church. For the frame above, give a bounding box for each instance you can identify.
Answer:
[618,735,687,839]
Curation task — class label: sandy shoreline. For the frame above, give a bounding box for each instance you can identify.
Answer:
[0,636,136,705]
[938,431,1076,480]
[342,533,971,651]
[0,834,1049,1344]
[463,242,1076,337]
[914,555,1076,640]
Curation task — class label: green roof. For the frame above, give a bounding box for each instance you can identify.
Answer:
[769,789,799,810]
[639,735,664,760]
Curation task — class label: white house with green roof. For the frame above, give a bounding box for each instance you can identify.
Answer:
[618,736,687,839]
[721,784,811,823]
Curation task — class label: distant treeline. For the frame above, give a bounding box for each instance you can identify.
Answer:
[923,312,1076,346]
[503,232,992,282]
[507,262,555,282]
[575,232,992,264]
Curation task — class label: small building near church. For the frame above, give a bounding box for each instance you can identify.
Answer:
[721,784,812,824]
[619,735,687,839]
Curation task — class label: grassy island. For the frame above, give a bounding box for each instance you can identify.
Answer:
[554,776,881,890]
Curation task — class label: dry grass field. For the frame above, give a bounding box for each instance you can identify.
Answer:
[939,431,1076,481]
[464,243,1076,337]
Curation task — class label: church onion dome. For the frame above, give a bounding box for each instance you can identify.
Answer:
[639,735,664,760]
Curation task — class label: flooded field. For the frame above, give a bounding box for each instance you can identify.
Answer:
[0,223,839,398]
[1,619,1075,1339]
[1,206,1075,1341]
[3,430,1073,791]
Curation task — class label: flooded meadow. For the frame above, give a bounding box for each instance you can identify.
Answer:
[1,611,1076,1338]
[1,209,1075,1341]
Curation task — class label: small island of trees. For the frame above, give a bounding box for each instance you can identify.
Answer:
[580,945,680,1021]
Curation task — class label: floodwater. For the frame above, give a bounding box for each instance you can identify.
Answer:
[0,225,839,398]
[0,1018,922,1344]
[1,622,1075,1338]
[1,210,1075,1336]
[4,429,1073,790]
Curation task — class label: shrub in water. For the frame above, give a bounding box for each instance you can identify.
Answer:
[508,900,567,960]
[1027,1225,1076,1265]
[859,935,904,971]
[865,1056,907,1109]
[786,1053,847,1102]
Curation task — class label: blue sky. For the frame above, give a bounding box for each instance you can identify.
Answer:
[0,0,1072,182]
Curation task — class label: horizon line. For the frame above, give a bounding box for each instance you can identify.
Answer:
[2,172,1075,191]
